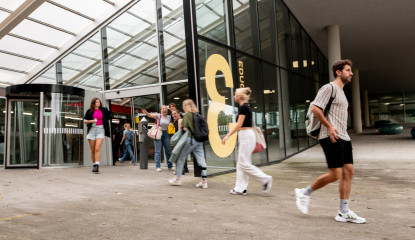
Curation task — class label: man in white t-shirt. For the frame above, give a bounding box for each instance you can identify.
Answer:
[295,59,366,224]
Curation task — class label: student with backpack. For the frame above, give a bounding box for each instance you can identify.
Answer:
[295,59,366,224]
[221,87,273,195]
[169,99,208,188]
[119,123,135,164]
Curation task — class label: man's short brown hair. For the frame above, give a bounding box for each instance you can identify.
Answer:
[168,103,176,108]
[332,59,352,78]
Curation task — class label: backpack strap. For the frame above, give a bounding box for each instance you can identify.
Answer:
[323,83,337,116]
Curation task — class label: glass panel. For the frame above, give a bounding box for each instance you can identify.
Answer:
[161,0,188,82]
[29,2,91,34]
[9,100,39,166]
[259,0,278,64]
[111,98,134,162]
[404,91,415,123]
[236,53,266,164]
[42,93,84,166]
[310,42,320,82]
[0,0,26,11]
[0,98,5,165]
[280,69,299,155]
[163,83,189,111]
[379,92,405,123]
[0,69,25,85]
[198,39,236,174]
[290,14,303,73]
[106,0,159,89]
[196,0,228,45]
[301,29,312,78]
[295,76,308,151]
[0,35,55,60]
[32,66,56,84]
[11,19,72,46]
[263,63,285,160]
[52,0,114,19]
[368,93,379,126]
[0,52,40,72]
[61,32,102,91]
[275,0,292,69]
[233,0,254,55]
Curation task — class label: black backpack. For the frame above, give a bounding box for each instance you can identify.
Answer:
[191,112,209,142]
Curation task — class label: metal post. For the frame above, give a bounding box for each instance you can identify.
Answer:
[139,118,148,169]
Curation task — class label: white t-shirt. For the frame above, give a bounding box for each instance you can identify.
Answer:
[158,114,171,131]
[311,82,350,141]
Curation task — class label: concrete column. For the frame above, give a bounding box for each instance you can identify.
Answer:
[352,69,362,133]
[327,24,341,82]
[363,90,370,127]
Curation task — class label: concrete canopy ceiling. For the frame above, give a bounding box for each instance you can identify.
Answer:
[283,0,415,93]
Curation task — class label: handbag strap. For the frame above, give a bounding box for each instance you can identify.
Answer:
[155,114,161,136]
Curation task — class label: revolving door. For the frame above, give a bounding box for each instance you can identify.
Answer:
[4,84,85,168]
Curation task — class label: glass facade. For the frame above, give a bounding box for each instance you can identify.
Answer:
[197,0,328,173]
[13,0,331,172]
[368,91,415,125]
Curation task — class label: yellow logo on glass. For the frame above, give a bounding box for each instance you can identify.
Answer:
[206,54,237,157]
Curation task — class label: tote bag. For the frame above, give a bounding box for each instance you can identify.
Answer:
[252,121,266,154]
[147,115,162,140]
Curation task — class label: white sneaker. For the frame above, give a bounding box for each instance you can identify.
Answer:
[229,189,247,196]
[156,168,162,172]
[169,178,182,186]
[195,181,208,189]
[335,210,366,224]
[295,188,310,214]
[263,176,273,193]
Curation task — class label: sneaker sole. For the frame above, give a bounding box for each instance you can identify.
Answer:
[335,216,366,224]
[295,188,308,214]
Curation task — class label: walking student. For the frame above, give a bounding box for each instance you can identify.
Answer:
[295,59,366,224]
[119,123,135,164]
[171,109,189,175]
[143,106,173,171]
[221,87,273,195]
[169,99,208,188]
[84,97,112,173]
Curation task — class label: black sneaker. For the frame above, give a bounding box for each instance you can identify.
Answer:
[229,189,247,196]
[92,164,99,173]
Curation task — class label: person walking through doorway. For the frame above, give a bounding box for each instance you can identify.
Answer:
[119,123,135,164]
[295,59,366,224]
[84,97,111,173]
[221,87,273,195]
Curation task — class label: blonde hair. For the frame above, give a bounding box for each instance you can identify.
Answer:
[182,99,198,113]
[124,123,131,130]
[235,87,252,102]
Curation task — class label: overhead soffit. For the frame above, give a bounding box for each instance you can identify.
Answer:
[283,0,415,92]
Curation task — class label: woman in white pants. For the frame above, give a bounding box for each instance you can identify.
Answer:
[221,87,273,195]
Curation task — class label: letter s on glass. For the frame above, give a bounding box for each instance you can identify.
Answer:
[205,54,237,158]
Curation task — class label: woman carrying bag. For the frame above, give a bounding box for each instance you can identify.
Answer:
[143,106,173,172]
[221,87,273,195]
[169,99,208,188]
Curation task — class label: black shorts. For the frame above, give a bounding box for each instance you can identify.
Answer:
[319,137,353,168]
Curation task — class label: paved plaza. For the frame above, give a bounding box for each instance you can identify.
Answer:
[1,125,415,240]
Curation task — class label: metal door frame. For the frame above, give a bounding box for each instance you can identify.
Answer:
[6,98,41,168]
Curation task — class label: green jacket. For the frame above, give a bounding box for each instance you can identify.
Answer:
[169,129,189,163]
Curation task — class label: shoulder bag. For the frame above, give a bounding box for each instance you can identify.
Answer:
[147,114,162,140]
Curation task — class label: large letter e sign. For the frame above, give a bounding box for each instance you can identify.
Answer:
[205,54,237,158]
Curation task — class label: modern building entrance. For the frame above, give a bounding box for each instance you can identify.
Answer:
[4,84,85,169]
[108,88,161,165]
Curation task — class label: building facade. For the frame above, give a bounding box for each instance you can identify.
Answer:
[1,0,413,171]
